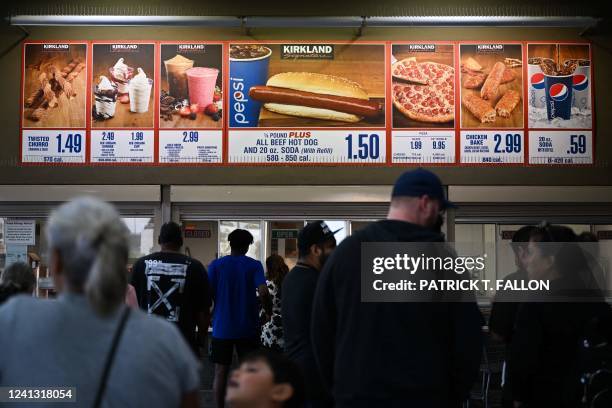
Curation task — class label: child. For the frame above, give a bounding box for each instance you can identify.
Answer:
[226,349,305,408]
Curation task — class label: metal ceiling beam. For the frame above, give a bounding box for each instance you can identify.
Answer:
[7,15,601,28]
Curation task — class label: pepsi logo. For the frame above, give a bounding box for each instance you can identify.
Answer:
[572,74,589,91]
[549,83,569,102]
[530,73,545,89]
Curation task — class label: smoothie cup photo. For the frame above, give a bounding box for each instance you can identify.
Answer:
[185,67,219,112]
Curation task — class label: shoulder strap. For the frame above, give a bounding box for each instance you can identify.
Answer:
[93,307,131,408]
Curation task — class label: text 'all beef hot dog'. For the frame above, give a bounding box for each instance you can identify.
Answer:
[249,72,383,123]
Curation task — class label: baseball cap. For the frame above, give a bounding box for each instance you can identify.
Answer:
[297,221,342,253]
[391,168,456,209]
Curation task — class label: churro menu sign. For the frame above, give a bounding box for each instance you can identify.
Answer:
[19,40,594,167]
[21,43,87,163]
[226,43,387,164]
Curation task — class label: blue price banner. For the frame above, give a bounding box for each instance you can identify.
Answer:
[460,131,524,164]
[392,131,455,164]
[21,130,86,163]
[228,130,386,164]
[528,131,592,164]
[90,130,154,163]
[159,130,223,163]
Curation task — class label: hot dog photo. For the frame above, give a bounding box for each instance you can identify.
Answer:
[459,44,524,129]
[228,43,385,128]
[391,44,455,128]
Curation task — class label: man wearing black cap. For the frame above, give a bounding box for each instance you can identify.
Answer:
[131,221,211,356]
[282,221,338,408]
[311,168,483,408]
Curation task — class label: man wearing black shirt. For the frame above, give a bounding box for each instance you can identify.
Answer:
[311,169,483,408]
[489,225,536,408]
[131,221,211,357]
[282,221,338,408]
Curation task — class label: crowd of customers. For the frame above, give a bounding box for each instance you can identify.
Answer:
[1,169,611,408]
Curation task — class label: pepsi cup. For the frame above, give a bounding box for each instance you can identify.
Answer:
[544,74,573,121]
[570,62,590,110]
[528,63,546,109]
[229,46,272,127]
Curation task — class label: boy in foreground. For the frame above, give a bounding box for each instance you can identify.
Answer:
[226,350,305,408]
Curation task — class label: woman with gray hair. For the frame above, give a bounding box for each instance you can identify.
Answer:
[0,261,36,305]
[0,197,200,408]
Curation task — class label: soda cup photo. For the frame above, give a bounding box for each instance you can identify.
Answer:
[229,45,272,127]
[567,59,590,110]
[528,63,546,109]
[544,74,573,121]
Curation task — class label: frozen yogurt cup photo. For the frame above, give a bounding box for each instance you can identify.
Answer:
[93,75,118,120]
[109,58,134,94]
[128,68,153,113]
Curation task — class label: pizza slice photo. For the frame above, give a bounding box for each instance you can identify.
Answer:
[391,55,455,125]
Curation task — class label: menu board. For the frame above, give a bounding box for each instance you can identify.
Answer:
[227,42,386,164]
[21,42,87,163]
[526,43,593,164]
[158,42,223,163]
[19,40,595,167]
[390,43,456,164]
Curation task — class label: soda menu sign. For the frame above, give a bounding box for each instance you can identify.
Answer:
[20,40,594,166]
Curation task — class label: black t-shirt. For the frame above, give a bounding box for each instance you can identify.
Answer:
[282,263,328,401]
[131,251,211,351]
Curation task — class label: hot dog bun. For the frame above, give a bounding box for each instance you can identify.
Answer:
[264,103,363,122]
[261,72,369,122]
[267,72,369,99]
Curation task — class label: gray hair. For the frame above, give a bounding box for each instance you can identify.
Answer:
[0,261,36,294]
[47,197,129,316]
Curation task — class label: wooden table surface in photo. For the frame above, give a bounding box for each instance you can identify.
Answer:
[91,68,154,129]
[160,112,221,129]
[22,55,87,128]
[460,54,524,129]
[528,44,589,65]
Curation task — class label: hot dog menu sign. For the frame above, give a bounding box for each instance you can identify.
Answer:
[20,40,594,166]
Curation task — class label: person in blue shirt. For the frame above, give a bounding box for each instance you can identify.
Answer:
[208,229,272,408]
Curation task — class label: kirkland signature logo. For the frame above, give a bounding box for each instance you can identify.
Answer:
[111,44,139,52]
[477,44,504,52]
[42,44,70,51]
[281,44,334,60]
[178,44,206,52]
[408,44,436,52]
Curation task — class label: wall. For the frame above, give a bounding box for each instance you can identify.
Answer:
[1,25,610,185]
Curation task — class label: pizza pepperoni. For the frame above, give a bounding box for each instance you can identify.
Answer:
[392,61,455,123]
[392,57,428,85]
